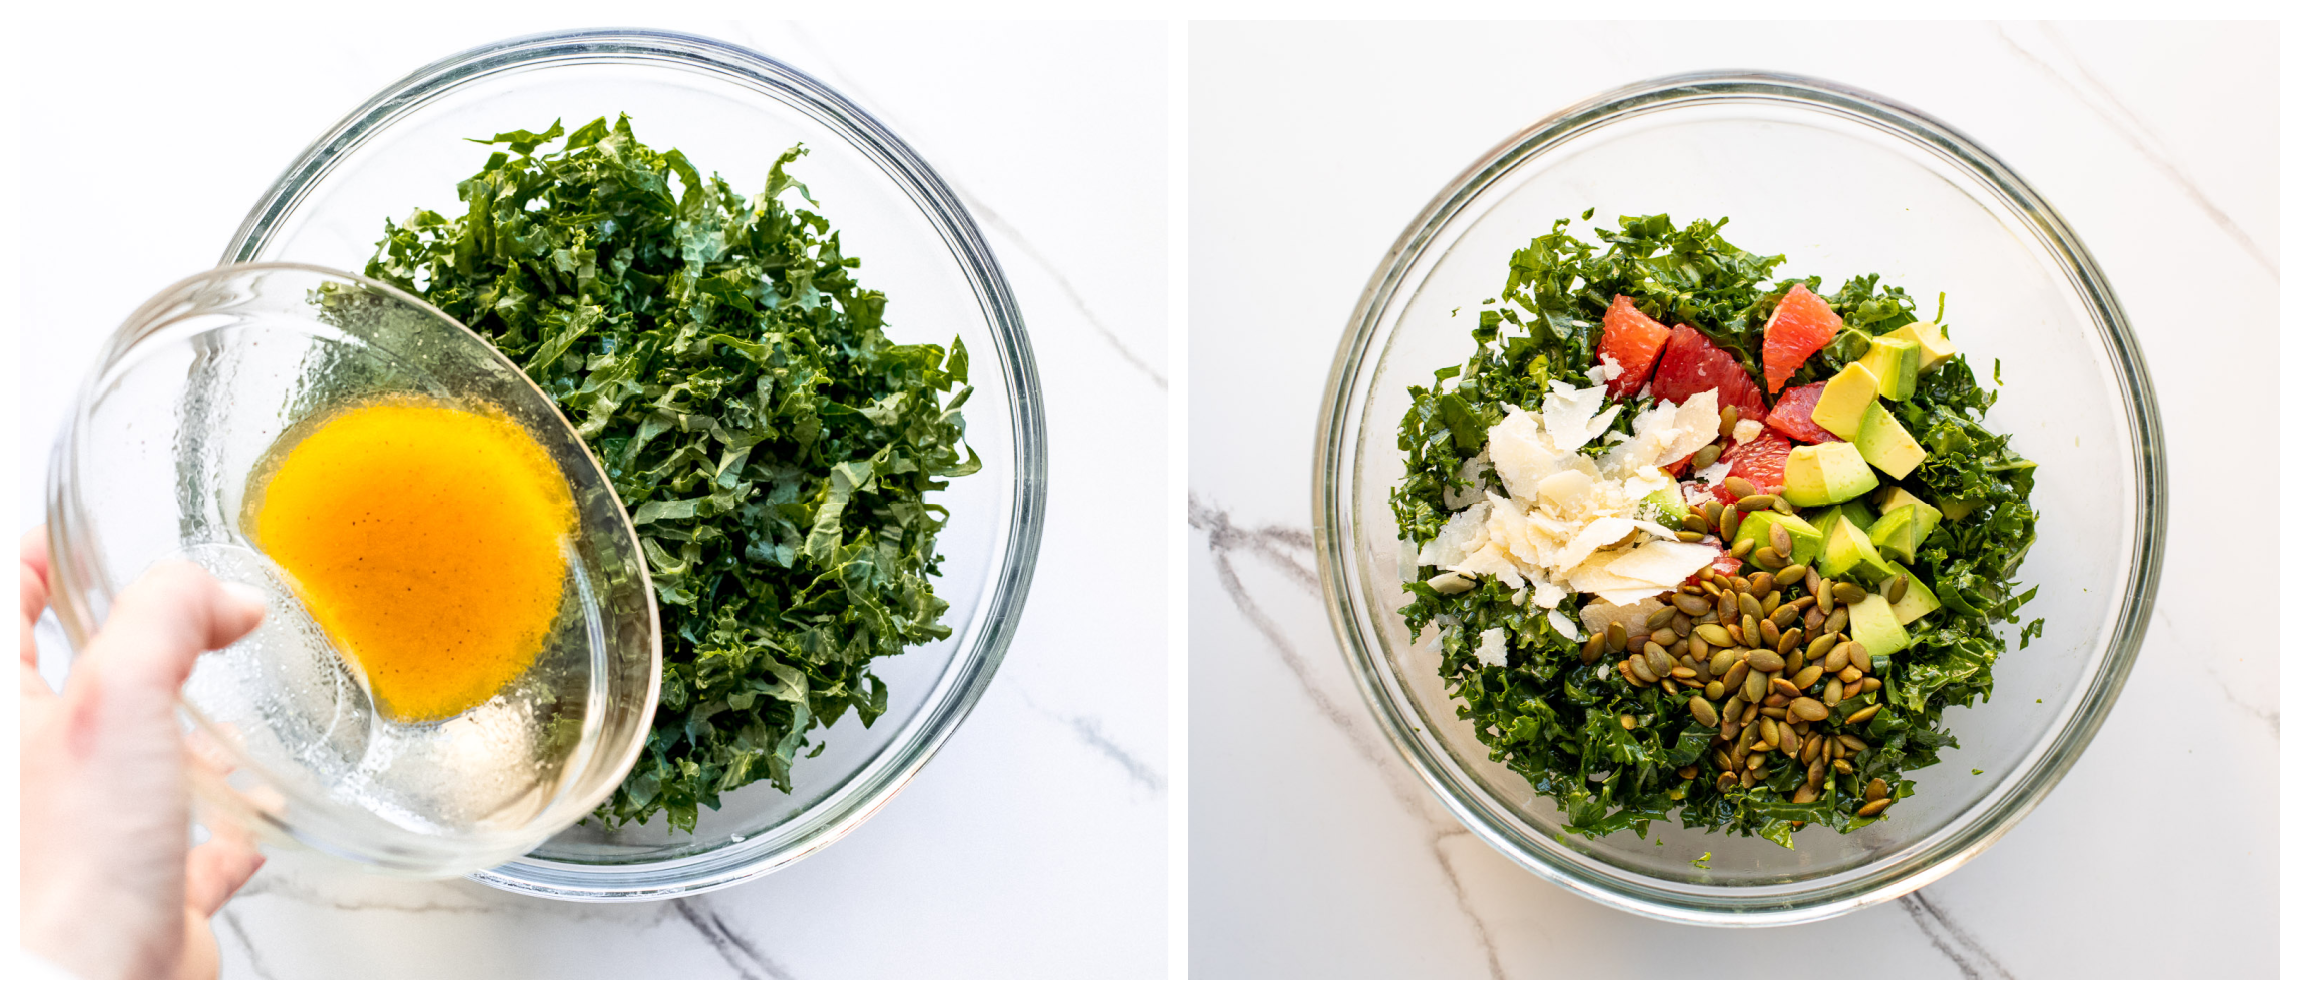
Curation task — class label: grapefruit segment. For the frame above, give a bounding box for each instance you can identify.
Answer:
[1599,295,1673,399]
[1763,283,1842,393]
[1764,382,1843,444]
[1650,324,1768,421]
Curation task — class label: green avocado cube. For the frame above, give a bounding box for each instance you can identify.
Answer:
[1812,363,1880,439]
[1884,562,1942,625]
[1938,496,1986,521]
[1853,402,1927,480]
[1782,442,1878,507]
[1642,485,1691,528]
[1820,515,1894,585]
[1858,337,1921,402]
[1883,320,1958,372]
[1867,502,1941,563]
[1733,510,1824,565]
[1846,592,1910,656]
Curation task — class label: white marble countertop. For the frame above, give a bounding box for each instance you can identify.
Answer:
[1187,21,2276,978]
[17,19,1167,978]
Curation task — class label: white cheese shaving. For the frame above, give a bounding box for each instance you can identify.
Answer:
[1733,418,1763,445]
[1474,627,1508,667]
[1546,608,1582,642]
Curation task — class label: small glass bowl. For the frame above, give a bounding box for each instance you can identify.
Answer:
[1314,72,2166,925]
[222,29,1046,899]
[45,263,661,878]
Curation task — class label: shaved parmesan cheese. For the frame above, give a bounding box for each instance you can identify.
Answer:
[1542,380,1608,454]
[1546,608,1581,642]
[1487,410,1560,499]
[1474,627,1508,667]
[1733,418,1763,445]
[1603,539,1720,586]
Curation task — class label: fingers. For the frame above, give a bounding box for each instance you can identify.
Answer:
[22,525,52,672]
[73,562,266,697]
[184,834,265,918]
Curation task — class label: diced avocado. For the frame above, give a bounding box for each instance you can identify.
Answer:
[1642,485,1690,528]
[1884,562,1942,625]
[1858,337,1920,402]
[1820,515,1894,585]
[1733,510,1824,565]
[1837,496,1877,532]
[1875,486,1930,516]
[1883,320,1957,372]
[1938,496,1986,521]
[1854,402,1927,479]
[1846,592,1910,656]
[1868,506,1921,563]
[1806,505,1843,544]
[1812,363,1880,439]
[1867,503,1940,563]
[1782,442,1878,507]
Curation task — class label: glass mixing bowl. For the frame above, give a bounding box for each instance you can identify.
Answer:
[46,263,660,878]
[221,28,1044,899]
[1314,72,2165,925]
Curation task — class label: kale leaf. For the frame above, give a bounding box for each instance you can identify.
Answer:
[363,116,977,831]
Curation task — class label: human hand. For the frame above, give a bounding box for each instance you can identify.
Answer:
[21,528,270,979]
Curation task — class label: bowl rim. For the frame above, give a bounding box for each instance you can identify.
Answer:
[1311,69,2166,926]
[220,27,1047,899]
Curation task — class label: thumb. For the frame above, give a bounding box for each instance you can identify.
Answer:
[63,563,266,756]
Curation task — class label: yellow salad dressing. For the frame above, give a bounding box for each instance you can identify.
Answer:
[246,398,578,722]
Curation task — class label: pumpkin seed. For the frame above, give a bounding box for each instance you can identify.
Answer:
[1722,476,1755,500]
[1678,765,1700,780]
[1675,530,1705,543]
[1735,494,1773,513]
[1776,564,1807,587]
[1644,641,1672,669]
[1688,696,1720,727]
[1741,670,1766,702]
[1580,634,1605,663]
[1838,734,1869,753]
[1814,580,1834,613]
[1673,611,1694,635]
[1719,658,1749,693]
[1693,443,1723,470]
[1790,697,1830,721]
[1731,537,1755,558]
[1746,571,1774,599]
[1752,546,1784,570]
[1759,619,1781,648]
[1644,607,1676,631]
[1807,633,1839,661]
[1748,757,1770,782]
[1629,655,1659,684]
[1886,574,1909,604]
[1766,676,1800,701]
[1718,773,1738,794]
[1740,769,1757,789]
[1741,614,1761,643]
[1790,664,1824,690]
[1616,660,1640,686]
[1823,677,1844,707]
[1833,581,1867,604]
[1792,784,1820,804]
[1674,593,1713,616]
[1689,635,1711,662]
[1768,605,1796,632]
[1733,723,1756,758]
[1608,621,1628,653]
[1714,749,1736,771]
[1651,627,1680,648]
[1719,505,1742,540]
[1804,606,1827,633]
[1801,736,1822,765]
[1732,591,1756,619]
[1777,727,1799,759]
[1777,627,1804,656]
[1759,716,1780,747]
[1863,778,1889,801]
[1832,758,1854,774]
[1825,608,1849,635]
[1845,703,1881,725]
[1837,665,1861,684]
[1761,592,1781,618]
[1671,665,1698,682]
[1857,798,1892,817]
[1620,713,1638,731]
[1768,523,1792,558]
[1861,677,1881,695]
[1785,649,1804,673]
[1702,500,1725,525]
[1746,649,1785,673]
[1704,680,1727,701]
[1845,640,1869,668]
[1697,623,1732,646]
[1662,678,1681,695]
[1712,647,1742,674]
[1719,405,1740,437]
